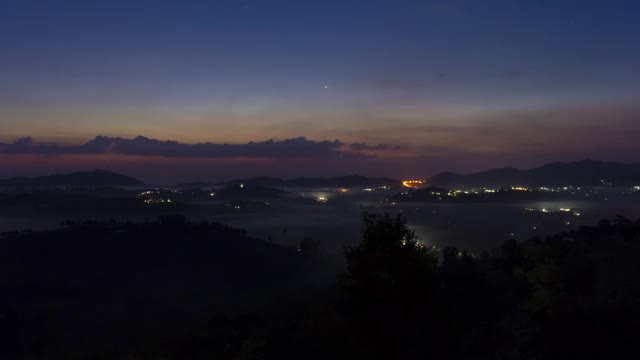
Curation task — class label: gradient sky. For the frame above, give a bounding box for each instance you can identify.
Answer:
[1,0,639,183]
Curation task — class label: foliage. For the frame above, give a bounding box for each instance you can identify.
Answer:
[109,215,640,359]
[343,212,437,307]
[5,214,640,359]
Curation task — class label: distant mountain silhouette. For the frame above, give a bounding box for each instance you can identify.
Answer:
[0,170,144,189]
[429,160,640,188]
[223,175,399,188]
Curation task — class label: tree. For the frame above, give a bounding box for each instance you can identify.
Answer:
[342,212,437,358]
[344,212,436,296]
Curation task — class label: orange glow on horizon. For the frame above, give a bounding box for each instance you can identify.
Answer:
[402,180,427,189]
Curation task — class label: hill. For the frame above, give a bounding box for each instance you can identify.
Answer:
[429,160,640,188]
[0,218,305,358]
[0,170,144,189]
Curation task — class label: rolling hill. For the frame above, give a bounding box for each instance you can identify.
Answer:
[429,160,640,188]
[0,170,144,189]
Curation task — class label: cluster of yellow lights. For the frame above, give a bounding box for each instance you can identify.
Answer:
[402,180,426,188]
[524,207,580,215]
[511,186,530,191]
[400,239,426,250]
[143,198,172,204]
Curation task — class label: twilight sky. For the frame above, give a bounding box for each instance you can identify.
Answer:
[1,0,639,183]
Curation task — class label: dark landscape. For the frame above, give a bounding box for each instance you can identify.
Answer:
[1,162,640,358]
[2,1,640,359]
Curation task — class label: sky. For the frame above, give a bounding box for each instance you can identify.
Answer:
[1,0,639,183]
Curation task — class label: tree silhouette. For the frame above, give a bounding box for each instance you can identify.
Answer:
[342,212,437,358]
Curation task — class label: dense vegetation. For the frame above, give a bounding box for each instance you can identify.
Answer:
[125,213,640,360]
[2,213,639,359]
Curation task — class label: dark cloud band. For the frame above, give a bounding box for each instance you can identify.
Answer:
[0,136,398,159]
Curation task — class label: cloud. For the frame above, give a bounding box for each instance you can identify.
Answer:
[350,143,389,151]
[0,135,399,159]
[0,137,60,154]
[350,143,408,151]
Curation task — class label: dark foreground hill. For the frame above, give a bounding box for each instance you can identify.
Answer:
[121,214,640,360]
[0,170,144,190]
[3,213,640,359]
[0,217,307,359]
[430,160,640,188]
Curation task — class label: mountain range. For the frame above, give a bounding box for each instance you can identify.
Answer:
[3,160,639,190]
[0,170,144,189]
[429,160,640,188]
